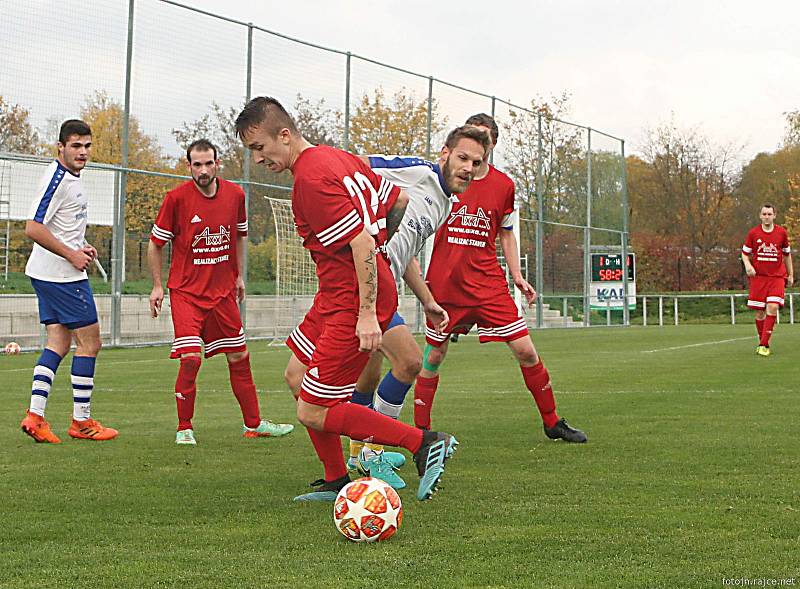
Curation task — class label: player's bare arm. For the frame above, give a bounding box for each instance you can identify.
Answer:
[499,227,536,305]
[350,229,382,353]
[402,257,449,333]
[386,190,409,238]
[236,235,247,302]
[25,220,93,271]
[147,240,165,317]
[785,252,793,286]
[741,251,756,277]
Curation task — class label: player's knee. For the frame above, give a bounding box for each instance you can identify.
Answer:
[395,353,422,382]
[284,365,304,395]
[296,402,324,430]
[227,350,248,364]
[425,345,445,368]
[512,345,539,366]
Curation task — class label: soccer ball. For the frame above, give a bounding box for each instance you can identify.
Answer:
[4,342,21,355]
[333,477,403,542]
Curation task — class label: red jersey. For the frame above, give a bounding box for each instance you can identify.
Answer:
[742,224,791,278]
[150,178,247,300]
[291,145,399,320]
[426,165,516,306]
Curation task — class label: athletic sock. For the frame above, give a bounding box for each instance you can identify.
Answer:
[760,314,777,347]
[30,348,63,417]
[520,361,560,429]
[71,356,96,421]
[228,353,261,429]
[323,403,423,455]
[306,427,348,482]
[349,388,373,460]
[374,370,411,419]
[175,356,201,431]
[755,318,765,338]
[413,375,439,430]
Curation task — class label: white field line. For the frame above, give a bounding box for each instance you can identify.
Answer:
[641,336,752,354]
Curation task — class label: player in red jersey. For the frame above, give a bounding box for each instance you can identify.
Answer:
[414,113,587,443]
[235,97,458,501]
[741,204,793,356]
[148,139,294,445]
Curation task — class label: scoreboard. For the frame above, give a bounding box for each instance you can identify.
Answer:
[590,253,636,310]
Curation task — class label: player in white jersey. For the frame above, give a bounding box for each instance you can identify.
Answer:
[283,126,490,487]
[20,119,118,444]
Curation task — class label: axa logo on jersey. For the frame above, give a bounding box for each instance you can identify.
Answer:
[448,205,491,230]
[192,225,230,247]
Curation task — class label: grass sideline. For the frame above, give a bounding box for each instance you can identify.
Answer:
[1,324,798,588]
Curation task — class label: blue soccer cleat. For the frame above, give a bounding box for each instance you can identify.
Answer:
[414,431,458,501]
[357,449,406,490]
[292,475,350,502]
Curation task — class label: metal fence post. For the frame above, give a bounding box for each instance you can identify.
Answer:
[111,0,135,347]
[489,96,496,165]
[643,296,647,326]
[659,296,663,326]
[730,294,735,325]
[790,293,795,324]
[563,297,568,326]
[606,296,611,326]
[239,22,254,328]
[583,128,592,327]
[535,113,544,329]
[425,76,433,160]
[674,297,679,326]
[344,52,351,151]
[620,139,630,326]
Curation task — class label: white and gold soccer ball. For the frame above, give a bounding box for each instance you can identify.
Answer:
[333,477,403,542]
[4,342,21,355]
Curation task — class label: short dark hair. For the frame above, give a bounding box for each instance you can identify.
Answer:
[59,119,91,144]
[444,125,491,154]
[235,96,298,140]
[186,139,218,162]
[762,203,775,213]
[465,113,498,144]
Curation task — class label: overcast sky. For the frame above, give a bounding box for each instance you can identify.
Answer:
[179,0,799,161]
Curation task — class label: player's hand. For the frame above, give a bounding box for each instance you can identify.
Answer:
[356,313,382,353]
[423,300,449,334]
[787,275,794,287]
[149,285,164,318]
[514,277,537,306]
[82,244,98,260]
[67,248,93,271]
[235,276,246,303]
[745,265,756,277]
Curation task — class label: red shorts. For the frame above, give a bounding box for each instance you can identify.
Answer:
[286,305,324,366]
[747,276,786,309]
[169,289,246,358]
[296,310,393,408]
[425,292,528,347]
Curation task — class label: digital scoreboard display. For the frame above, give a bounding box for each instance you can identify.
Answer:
[591,253,635,282]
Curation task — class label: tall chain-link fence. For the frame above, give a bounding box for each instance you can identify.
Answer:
[0,0,629,348]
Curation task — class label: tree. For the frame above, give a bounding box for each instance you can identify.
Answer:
[501,93,586,223]
[80,91,173,234]
[784,110,800,147]
[0,96,45,155]
[348,87,446,156]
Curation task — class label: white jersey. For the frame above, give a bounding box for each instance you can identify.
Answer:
[25,160,89,282]
[368,155,458,281]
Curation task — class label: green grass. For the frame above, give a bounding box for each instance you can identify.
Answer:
[1,325,798,588]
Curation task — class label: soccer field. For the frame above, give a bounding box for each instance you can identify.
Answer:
[1,324,798,589]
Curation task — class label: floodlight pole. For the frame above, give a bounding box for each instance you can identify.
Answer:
[240,22,254,327]
[621,139,630,326]
[344,52,351,151]
[489,96,496,166]
[535,113,544,329]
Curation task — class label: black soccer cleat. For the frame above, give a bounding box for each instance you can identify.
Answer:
[413,430,458,500]
[544,418,588,443]
[292,474,351,502]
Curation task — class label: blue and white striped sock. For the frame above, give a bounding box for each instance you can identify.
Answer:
[374,370,411,419]
[30,348,63,417]
[71,356,96,421]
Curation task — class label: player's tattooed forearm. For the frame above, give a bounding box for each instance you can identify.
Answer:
[361,249,377,308]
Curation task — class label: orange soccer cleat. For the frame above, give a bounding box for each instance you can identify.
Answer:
[68,418,119,441]
[21,410,62,444]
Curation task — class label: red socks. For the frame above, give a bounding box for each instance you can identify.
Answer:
[228,353,261,428]
[306,427,348,482]
[760,315,777,347]
[175,356,201,430]
[520,361,560,429]
[323,403,423,454]
[755,318,765,337]
[413,375,439,430]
